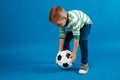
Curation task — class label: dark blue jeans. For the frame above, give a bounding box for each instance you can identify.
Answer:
[63,24,91,64]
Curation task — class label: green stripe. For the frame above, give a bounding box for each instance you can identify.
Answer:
[59,36,65,39]
[74,35,80,40]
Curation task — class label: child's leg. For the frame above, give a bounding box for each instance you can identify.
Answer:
[79,24,91,74]
[63,31,73,50]
[79,24,91,64]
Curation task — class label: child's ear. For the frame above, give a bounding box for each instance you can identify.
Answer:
[64,16,67,20]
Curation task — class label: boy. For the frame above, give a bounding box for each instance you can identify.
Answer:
[49,6,92,74]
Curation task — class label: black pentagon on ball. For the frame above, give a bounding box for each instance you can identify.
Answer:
[57,55,62,60]
[66,53,71,59]
[63,63,69,67]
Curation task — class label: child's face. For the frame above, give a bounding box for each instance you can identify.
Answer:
[55,18,67,27]
[52,17,67,28]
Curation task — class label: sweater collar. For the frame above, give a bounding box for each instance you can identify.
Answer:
[64,12,69,27]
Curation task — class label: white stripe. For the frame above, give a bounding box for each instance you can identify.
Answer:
[73,33,80,35]
[83,14,87,22]
[59,30,65,32]
[72,30,80,35]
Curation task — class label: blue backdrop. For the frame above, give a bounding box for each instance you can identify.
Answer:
[0,0,120,80]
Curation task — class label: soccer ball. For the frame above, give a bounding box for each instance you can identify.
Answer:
[56,50,73,69]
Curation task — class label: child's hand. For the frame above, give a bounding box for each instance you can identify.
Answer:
[69,53,76,63]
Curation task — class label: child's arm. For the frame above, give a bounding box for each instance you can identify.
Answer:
[58,27,66,51]
[59,39,65,51]
[70,39,79,63]
[72,39,79,54]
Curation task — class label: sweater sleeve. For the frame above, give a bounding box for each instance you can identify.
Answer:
[59,27,66,39]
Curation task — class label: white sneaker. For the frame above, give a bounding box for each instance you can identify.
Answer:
[79,64,89,74]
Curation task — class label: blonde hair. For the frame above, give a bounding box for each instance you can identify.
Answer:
[49,6,67,22]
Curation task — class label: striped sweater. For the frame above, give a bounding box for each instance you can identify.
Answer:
[59,10,92,40]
